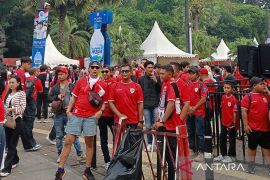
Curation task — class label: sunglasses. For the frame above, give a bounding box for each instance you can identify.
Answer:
[90,66,100,70]
[121,70,130,74]
[101,70,109,74]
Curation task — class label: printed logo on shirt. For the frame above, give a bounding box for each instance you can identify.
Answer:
[130,88,135,94]
[263,98,267,103]
[203,87,207,92]
[195,88,198,92]
[228,102,231,107]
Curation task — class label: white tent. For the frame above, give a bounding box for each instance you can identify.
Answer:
[44,35,79,67]
[141,21,196,64]
[211,39,230,61]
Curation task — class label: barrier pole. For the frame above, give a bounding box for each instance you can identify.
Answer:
[112,117,126,157]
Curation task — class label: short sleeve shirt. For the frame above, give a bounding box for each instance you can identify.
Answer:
[221,95,238,127]
[241,93,270,132]
[108,81,143,124]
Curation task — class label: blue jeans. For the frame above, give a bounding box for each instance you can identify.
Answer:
[0,125,5,170]
[54,114,82,156]
[186,115,205,152]
[144,108,158,144]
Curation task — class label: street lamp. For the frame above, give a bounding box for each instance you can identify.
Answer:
[185,0,192,53]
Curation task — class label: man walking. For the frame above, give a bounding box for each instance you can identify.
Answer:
[55,61,105,180]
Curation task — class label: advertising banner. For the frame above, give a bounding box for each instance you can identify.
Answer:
[31,9,49,67]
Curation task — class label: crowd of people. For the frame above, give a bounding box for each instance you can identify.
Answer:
[0,57,270,180]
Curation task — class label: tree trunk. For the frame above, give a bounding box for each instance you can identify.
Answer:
[58,5,66,51]
[194,13,199,32]
[0,25,6,59]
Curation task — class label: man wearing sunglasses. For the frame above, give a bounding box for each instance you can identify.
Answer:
[55,61,106,180]
[109,64,144,129]
[99,66,117,170]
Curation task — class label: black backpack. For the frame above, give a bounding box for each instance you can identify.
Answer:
[26,79,37,101]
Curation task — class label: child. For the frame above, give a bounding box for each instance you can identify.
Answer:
[214,79,237,163]
[241,77,270,175]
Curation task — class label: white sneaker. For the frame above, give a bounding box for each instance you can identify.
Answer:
[214,155,224,162]
[57,155,61,163]
[194,152,204,162]
[12,163,18,169]
[0,172,10,177]
[146,144,152,152]
[46,135,56,145]
[222,156,235,163]
[36,119,42,123]
[105,162,110,170]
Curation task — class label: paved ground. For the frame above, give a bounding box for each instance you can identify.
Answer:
[1,118,270,180]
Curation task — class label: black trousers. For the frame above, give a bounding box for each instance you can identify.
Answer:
[98,116,114,163]
[21,116,37,150]
[3,117,22,173]
[220,125,236,157]
[157,128,177,180]
[36,93,49,119]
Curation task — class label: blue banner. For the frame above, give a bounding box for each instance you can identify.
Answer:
[32,10,49,67]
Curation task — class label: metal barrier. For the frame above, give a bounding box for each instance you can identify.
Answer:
[112,118,192,180]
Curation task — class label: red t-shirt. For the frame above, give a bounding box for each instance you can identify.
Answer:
[15,68,26,91]
[188,80,208,118]
[180,72,190,83]
[108,81,143,124]
[101,78,117,117]
[72,77,106,118]
[221,95,238,127]
[0,98,5,125]
[234,69,250,87]
[241,93,270,132]
[162,79,190,131]
[26,76,43,101]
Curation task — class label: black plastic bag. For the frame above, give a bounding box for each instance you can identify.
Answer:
[104,129,144,180]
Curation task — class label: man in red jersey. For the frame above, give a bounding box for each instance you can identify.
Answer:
[242,77,270,175]
[99,65,117,170]
[21,68,43,152]
[153,64,190,180]
[135,58,147,79]
[15,57,32,90]
[55,61,105,180]
[109,64,144,129]
[186,66,207,162]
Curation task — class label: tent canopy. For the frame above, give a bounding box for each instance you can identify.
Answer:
[211,39,230,61]
[141,21,195,63]
[44,35,79,67]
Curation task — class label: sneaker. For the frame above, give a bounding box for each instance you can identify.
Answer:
[57,155,61,163]
[146,144,152,152]
[46,135,56,145]
[0,172,10,177]
[83,168,95,180]
[214,155,224,162]
[25,144,42,152]
[36,119,42,123]
[12,163,18,169]
[43,119,49,123]
[222,156,235,163]
[194,152,204,162]
[77,154,86,163]
[55,169,66,180]
[246,163,255,174]
[105,162,110,170]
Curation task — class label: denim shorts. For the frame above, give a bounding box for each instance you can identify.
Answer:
[65,115,97,136]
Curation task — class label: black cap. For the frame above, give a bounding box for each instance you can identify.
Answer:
[224,75,236,86]
[188,66,199,73]
[250,76,264,88]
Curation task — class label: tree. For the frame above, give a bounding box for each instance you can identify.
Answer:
[0,25,6,59]
[50,16,91,58]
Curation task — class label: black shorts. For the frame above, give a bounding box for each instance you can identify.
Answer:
[247,130,270,150]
